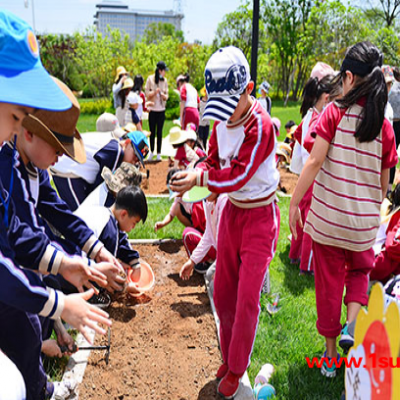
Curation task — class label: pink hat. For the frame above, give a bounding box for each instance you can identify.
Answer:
[271,117,281,132]
[310,62,335,80]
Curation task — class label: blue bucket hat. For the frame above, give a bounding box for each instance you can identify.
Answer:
[126,131,150,167]
[0,10,71,111]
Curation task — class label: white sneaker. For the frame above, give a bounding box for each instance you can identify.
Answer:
[147,151,153,160]
[156,154,162,161]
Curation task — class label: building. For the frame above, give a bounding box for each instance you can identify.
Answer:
[94,0,184,41]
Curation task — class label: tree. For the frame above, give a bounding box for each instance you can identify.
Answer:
[364,0,400,27]
[142,22,184,45]
[213,2,261,60]
[263,0,317,102]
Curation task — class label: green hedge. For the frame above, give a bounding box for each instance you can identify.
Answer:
[78,98,114,115]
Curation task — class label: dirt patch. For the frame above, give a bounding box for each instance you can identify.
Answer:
[80,242,221,400]
[278,166,298,195]
[143,160,298,196]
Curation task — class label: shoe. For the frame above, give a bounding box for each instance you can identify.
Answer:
[289,258,300,265]
[194,262,210,275]
[321,351,340,378]
[216,362,229,381]
[339,323,354,354]
[88,291,111,308]
[217,370,241,399]
[147,151,154,160]
[299,270,314,276]
[156,153,161,161]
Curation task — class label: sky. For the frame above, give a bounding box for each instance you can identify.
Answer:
[2,0,245,44]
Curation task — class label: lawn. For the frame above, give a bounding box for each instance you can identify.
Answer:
[127,195,345,400]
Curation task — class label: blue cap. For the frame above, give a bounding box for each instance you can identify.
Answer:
[126,131,150,167]
[0,10,71,111]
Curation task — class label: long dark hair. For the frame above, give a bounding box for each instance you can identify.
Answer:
[155,68,161,84]
[388,183,400,212]
[336,41,386,143]
[300,74,334,118]
[118,88,130,109]
[133,75,144,93]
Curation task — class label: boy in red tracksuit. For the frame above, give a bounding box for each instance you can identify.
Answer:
[170,46,280,399]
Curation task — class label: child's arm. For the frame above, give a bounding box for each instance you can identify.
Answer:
[381,168,390,199]
[155,212,174,232]
[180,259,194,280]
[289,135,330,239]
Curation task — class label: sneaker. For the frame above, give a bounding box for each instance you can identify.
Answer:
[147,151,154,161]
[194,262,210,275]
[88,291,111,308]
[156,153,161,161]
[217,371,241,399]
[321,351,340,378]
[339,323,354,354]
[216,362,229,381]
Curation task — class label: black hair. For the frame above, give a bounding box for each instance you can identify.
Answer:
[133,75,144,93]
[115,186,148,223]
[393,66,400,82]
[300,74,334,118]
[388,183,400,212]
[118,88,130,109]
[116,74,124,85]
[194,157,207,168]
[166,168,180,185]
[337,41,387,143]
[285,120,296,130]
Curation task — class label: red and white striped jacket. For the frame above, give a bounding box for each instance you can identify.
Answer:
[196,100,279,208]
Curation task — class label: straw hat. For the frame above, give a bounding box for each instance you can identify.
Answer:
[121,77,134,91]
[22,77,86,163]
[115,66,127,82]
[168,127,187,145]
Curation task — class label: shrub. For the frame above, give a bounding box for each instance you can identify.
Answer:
[165,106,180,120]
[79,98,114,114]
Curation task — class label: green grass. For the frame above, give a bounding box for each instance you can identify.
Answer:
[77,114,177,138]
[128,197,184,240]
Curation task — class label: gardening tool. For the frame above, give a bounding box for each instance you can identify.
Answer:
[266,294,280,315]
[60,327,111,364]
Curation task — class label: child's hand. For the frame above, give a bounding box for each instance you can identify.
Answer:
[95,247,124,273]
[59,257,108,293]
[93,262,126,293]
[42,339,62,358]
[289,203,303,240]
[169,171,197,194]
[180,259,194,281]
[154,221,164,232]
[62,289,111,344]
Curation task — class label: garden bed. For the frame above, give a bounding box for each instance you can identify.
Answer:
[79,242,221,400]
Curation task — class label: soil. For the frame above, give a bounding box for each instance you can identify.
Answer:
[142,160,298,196]
[80,242,221,400]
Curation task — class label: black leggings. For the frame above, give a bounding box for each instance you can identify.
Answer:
[149,110,165,154]
[390,120,400,185]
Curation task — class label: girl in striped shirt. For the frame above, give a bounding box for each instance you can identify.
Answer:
[289,41,398,377]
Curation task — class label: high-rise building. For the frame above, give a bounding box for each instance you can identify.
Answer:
[94,0,184,40]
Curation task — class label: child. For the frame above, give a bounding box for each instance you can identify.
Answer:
[185,124,207,158]
[0,78,127,293]
[198,87,210,149]
[51,130,149,210]
[168,127,199,168]
[0,10,111,398]
[116,77,133,126]
[170,46,280,399]
[176,73,200,130]
[288,63,335,273]
[125,91,143,130]
[96,112,126,138]
[75,185,147,292]
[180,193,228,279]
[155,169,206,233]
[132,74,147,122]
[370,184,400,283]
[289,41,398,378]
[258,81,272,114]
